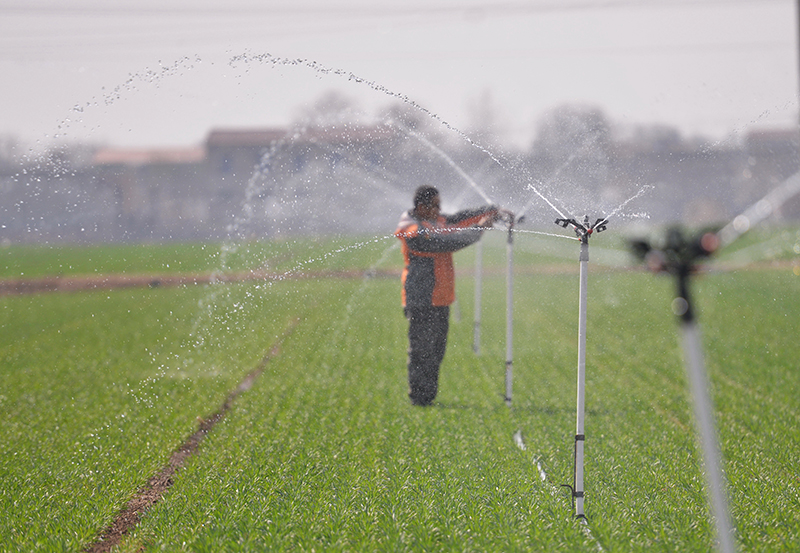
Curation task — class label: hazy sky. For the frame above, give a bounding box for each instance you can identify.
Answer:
[1,0,797,150]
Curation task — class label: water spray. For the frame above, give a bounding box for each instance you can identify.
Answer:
[396,127,521,406]
[383,119,499,357]
[555,215,608,520]
[629,227,736,553]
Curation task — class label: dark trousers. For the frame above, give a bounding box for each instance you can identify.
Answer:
[405,306,450,406]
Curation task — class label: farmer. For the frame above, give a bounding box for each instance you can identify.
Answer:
[395,185,507,406]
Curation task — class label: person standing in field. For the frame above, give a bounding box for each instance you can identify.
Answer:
[394,185,505,406]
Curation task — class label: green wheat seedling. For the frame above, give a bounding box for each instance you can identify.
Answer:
[1,233,798,552]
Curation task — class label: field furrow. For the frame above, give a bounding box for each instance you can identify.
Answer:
[1,235,798,551]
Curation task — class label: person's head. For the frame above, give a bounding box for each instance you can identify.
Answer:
[413,185,440,221]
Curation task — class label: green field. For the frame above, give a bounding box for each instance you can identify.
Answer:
[1,229,799,552]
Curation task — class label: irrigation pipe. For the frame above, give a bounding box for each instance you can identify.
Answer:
[680,318,736,553]
[629,229,735,552]
[505,219,515,405]
[574,235,589,519]
[513,431,605,552]
[627,169,800,551]
[473,239,483,354]
[555,216,608,519]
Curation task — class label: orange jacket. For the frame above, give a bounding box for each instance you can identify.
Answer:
[394,205,497,307]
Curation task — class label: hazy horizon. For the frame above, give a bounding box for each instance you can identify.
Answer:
[1,0,797,152]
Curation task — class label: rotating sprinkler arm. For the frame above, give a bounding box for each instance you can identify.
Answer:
[491,207,517,228]
[555,215,608,243]
[629,227,720,320]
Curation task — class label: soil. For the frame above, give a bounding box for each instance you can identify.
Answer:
[0,268,399,296]
[83,321,298,553]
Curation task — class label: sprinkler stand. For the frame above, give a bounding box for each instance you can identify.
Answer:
[473,239,483,355]
[630,227,736,553]
[505,217,515,405]
[555,215,607,519]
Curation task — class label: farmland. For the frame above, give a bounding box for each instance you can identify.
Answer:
[1,228,799,552]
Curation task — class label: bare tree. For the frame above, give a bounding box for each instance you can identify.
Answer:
[465,88,508,151]
[292,89,365,127]
[0,135,20,173]
[532,104,611,161]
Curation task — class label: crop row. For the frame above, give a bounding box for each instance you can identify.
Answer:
[1,233,798,551]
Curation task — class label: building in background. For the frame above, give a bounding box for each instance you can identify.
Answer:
[1,123,798,244]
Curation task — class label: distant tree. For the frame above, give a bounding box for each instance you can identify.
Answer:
[42,141,99,174]
[376,99,457,160]
[378,101,436,133]
[0,135,19,172]
[527,105,614,213]
[617,123,684,153]
[465,89,508,151]
[531,104,611,161]
[293,89,366,127]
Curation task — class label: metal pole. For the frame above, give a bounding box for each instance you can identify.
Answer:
[505,223,514,406]
[473,239,483,355]
[677,273,736,553]
[556,215,607,518]
[574,236,589,518]
[630,229,736,551]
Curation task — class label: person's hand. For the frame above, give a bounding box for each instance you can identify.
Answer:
[477,212,496,228]
[498,208,515,223]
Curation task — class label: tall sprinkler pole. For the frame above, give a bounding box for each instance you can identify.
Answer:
[631,228,736,553]
[473,239,483,354]
[556,215,607,519]
[504,216,516,406]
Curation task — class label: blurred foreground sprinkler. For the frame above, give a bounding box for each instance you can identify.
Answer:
[630,227,736,553]
[555,215,607,519]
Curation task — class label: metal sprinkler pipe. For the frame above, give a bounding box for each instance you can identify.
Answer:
[555,215,607,519]
[629,227,736,553]
[473,239,483,355]
[505,216,515,406]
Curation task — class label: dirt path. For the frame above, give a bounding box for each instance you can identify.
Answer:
[2,260,793,297]
[0,268,400,296]
[83,319,299,553]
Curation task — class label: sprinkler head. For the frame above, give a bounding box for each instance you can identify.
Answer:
[629,226,721,275]
[555,216,609,241]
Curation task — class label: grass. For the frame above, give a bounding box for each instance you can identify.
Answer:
[0,284,273,550]
[0,242,221,279]
[0,234,398,279]
[1,231,799,551]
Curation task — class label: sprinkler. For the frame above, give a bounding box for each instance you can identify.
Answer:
[555,215,607,520]
[473,238,484,355]
[557,216,607,518]
[503,213,522,406]
[630,227,736,553]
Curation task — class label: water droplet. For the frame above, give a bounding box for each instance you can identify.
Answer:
[671,297,689,316]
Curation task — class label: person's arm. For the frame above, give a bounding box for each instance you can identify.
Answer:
[445,205,499,227]
[405,224,484,253]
